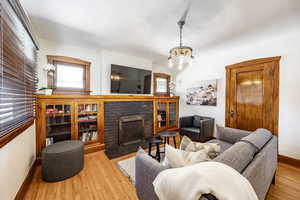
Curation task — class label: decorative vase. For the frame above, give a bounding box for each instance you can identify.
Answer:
[44,89,52,95]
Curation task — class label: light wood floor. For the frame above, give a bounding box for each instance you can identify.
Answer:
[24,151,300,200]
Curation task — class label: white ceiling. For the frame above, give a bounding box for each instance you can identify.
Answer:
[21,0,300,63]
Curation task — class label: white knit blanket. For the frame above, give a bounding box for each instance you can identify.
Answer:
[153,161,258,200]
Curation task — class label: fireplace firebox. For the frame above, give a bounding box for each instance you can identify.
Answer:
[104,101,153,159]
[118,115,145,146]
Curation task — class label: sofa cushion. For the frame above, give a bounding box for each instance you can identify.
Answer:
[181,127,200,133]
[216,125,252,144]
[240,128,272,152]
[213,141,256,173]
[207,139,233,153]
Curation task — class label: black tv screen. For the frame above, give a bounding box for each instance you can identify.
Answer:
[110,64,152,94]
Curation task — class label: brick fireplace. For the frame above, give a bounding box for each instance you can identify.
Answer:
[104,101,153,158]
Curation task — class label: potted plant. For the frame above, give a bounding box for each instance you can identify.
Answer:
[39,86,56,95]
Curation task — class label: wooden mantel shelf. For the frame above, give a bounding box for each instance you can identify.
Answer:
[37,94,179,100]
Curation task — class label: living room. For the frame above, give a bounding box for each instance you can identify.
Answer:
[0,0,300,200]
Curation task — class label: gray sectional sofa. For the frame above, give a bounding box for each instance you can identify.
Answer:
[135,126,278,200]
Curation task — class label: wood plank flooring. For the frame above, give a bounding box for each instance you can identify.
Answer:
[24,151,300,200]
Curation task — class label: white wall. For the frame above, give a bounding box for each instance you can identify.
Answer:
[101,50,153,94]
[175,24,300,160]
[152,63,172,75]
[38,38,102,94]
[0,124,36,200]
[38,38,173,95]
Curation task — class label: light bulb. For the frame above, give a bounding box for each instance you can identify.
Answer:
[179,55,184,65]
[178,64,183,70]
[189,57,193,66]
[168,58,173,68]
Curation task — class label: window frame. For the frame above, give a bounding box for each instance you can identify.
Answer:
[153,73,170,96]
[47,55,91,95]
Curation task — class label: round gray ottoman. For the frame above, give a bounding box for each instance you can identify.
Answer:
[42,140,84,182]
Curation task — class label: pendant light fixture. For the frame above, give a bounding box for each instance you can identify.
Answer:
[168,20,194,70]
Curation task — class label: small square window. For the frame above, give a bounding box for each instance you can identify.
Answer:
[47,56,91,95]
[56,63,84,89]
[156,78,167,93]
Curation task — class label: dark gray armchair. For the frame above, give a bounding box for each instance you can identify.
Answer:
[180,115,214,142]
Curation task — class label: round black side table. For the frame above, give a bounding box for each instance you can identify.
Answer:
[145,137,162,162]
[158,130,179,153]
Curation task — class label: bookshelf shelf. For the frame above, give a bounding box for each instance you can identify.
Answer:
[76,102,100,144]
[79,128,97,132]
[46,113,71,116]
[78,112,98,115]
[78,120,97,123]
[47,122,71,126]
[47,131,71,137]
[45,103,72,146]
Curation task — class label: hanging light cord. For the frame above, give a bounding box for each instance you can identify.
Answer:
[178,20,185,48]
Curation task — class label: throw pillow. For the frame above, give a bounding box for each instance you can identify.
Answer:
[179,135,193,150]
[180,136,221,159]
[137,146,146,155]
[216,125,252,144]
[165,144,211,168]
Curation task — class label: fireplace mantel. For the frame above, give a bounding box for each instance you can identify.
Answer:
[37,94,179,101]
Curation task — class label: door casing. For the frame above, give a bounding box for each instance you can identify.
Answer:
[225,57,280,136]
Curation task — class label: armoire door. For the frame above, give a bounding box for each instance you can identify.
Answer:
[225,57,280,135]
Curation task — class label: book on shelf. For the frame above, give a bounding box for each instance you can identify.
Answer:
[92,104,97,112]
[78,104,85,113]
[85,104,91,112]
[91,131,98,140]
[88,115,97,120]
[88,132,92,140]
[81,132,87,142]
[46,137,54,146]
[81,131,98,142]
[157,114,162,121]
[78,116,89,121]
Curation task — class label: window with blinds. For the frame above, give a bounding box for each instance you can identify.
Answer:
[0,1,38,138]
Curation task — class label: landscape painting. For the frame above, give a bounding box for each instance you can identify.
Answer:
[186,79,217,106]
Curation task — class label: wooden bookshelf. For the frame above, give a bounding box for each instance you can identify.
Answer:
[36,95,179,158]
[153,98,180,135]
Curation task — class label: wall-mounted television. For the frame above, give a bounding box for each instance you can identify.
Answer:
[110,64,152,94]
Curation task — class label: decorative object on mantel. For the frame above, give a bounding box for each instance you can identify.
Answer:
[38,86,56,95]
[43,63,56,90]
[169,79,176,97]
[43,64,56,76]
[168,0,194,70]
[186,79,217,106]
